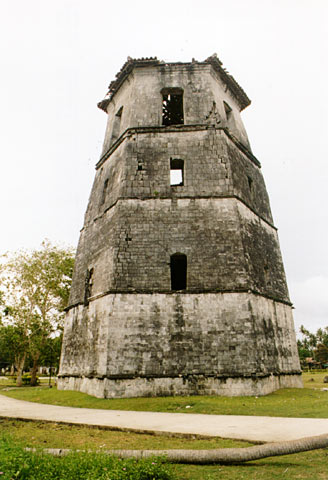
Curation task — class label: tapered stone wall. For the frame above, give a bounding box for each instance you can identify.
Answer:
[58,56,302,397]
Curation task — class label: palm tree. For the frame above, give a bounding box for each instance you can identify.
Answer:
[40,434,328,464]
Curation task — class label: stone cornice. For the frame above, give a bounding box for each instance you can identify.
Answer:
[96,125,261,170]
[87,195,276,231]
[58,370,302,380]
[65,289,292,312]
[97,55,251,112]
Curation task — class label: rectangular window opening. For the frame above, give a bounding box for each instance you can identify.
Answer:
[264,264,271,286]
[162,89,184,126]
[224,101,232,121]
[247,176,253,192]
[100,178,109,205]
[170,158,184,186]
[110,106,123,144]
[171,254,187,290]
[84,268,94,306]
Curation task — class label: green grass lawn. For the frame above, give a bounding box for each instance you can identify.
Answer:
[1,419,328,480]
[1,373,328,479]
[0,376,56,387]
[1,372,327,418]
[0,432,174,480]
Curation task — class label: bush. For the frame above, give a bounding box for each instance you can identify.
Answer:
[8,374,40,385]
[22,374,39,385]
[0,436,175,480]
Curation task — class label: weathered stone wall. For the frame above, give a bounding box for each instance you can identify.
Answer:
[70,128,280,307]
[58,373,302,398]
[101,64,251,156]
[88,129,271,227]
[59,58,301,398]
[58,292,301,398]
[70,197,288,306]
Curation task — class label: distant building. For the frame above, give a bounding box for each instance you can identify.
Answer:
[58,55,302,398]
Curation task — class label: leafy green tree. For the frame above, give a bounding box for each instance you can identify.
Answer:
[297,339,313,362]
[299,325,317,349]
[0,302,37,384]
[0,323,27,374]
[0,241,74,385]
[316,327,328,347]
[298,325,328,368]
[314,343,328,364]
[38,333,63,373]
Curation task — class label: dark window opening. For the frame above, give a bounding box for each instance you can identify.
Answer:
[170,158,184,186]
[264,264,271,285]
[137,164,143,171]
[247,176,253,192]
[170,253,187,290]
[224,101,232,121]
[162,89,184,126]
[84,268,94,306]
[100,178,109,204]
[111,106,123,144]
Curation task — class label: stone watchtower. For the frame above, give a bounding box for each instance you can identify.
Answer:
[58,55,302,398]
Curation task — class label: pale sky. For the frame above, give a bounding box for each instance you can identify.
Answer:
[1,0,327,334]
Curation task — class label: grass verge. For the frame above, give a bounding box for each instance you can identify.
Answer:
[1,419,328,480]
[1,372,327,418]
[0,434,174,480]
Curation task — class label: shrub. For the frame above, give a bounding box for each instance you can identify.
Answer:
[22,374,39,385]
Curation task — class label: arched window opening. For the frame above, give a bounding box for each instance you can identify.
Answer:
[170,158,184,186]
[170,253,187,290]
[162,88,184,126]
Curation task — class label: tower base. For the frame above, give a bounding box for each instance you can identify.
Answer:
[58,372,302,398]
[58,291,302,398]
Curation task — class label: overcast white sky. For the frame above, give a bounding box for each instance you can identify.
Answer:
[0,0,327,334]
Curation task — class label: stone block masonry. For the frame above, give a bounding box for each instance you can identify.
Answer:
[59,292,302,398]
[58,55,302,397]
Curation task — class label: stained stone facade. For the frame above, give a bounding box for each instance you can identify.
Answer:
[58,55,302,397]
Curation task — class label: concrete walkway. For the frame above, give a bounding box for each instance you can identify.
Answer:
[1,394,328,443]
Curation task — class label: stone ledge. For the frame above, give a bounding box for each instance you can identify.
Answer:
[65,288,293,312]
[86,194,276,232]
[96,126,260,170]
[58,371,302,381]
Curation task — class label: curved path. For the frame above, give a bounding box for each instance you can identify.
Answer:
[1,394,328,443]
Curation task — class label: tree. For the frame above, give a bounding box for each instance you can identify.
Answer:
[297,339,312,362]
[0,323,29,376]
[46,434,328,464]
[314,343,328,364]
[38,334,63,373]
[0,241,74,385]
[0,301,36,385]
[298,325,328,368]
[316,327,328,347]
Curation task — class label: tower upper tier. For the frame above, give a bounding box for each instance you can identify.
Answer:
[98,55,252,159]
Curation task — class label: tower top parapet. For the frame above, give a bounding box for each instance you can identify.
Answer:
[98,54,251,113]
